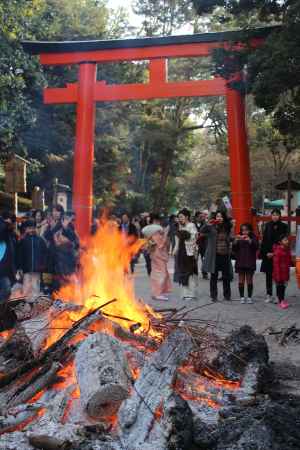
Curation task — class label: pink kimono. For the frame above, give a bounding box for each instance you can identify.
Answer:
[150,231,171,297]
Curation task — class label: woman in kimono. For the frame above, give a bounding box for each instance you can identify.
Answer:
[145,214,171,301]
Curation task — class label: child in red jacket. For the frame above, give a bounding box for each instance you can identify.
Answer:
[272,235,292,309]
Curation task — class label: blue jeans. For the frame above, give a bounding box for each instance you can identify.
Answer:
[0,276,11,303]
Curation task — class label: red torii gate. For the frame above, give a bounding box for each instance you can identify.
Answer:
[22,28,273,240]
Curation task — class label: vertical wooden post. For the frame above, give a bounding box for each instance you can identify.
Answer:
[226,76,252,231]
[287,172,292,233]
[52,178,58,207]
[13,192,18,217]
[73,63,97,240]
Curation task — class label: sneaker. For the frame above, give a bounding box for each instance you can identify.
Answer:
[247,297,253,304]
[265,295,273,303]
[211,297,218,302]
[224,297,231,301]
[279,300,289,309]
[152,295,168,301]
[240,297,245,304]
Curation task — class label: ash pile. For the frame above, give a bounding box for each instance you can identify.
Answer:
[0,297,299,450]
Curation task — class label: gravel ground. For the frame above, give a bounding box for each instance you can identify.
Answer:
[134,257,300,387]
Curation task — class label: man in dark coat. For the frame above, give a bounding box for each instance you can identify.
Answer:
[0,212,17,329]
[43,207,79,291]
[119,213,138,239]
[17,220,48,296]
[260,209,288,302]
[119,213,139,273]
[18,220,48,273]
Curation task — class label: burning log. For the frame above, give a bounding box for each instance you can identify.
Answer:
[0,328,34,373]
[0,305,105,389]
[0,404,43,435]
[75,332,131,418]
[118,328,193,450]
[9,296,52,322]
[113,322,158,350]
[7,362,60,408]
[20,312,50,356]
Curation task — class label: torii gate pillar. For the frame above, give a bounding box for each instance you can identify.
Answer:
[226,80,252,228]
[73,63,96,237]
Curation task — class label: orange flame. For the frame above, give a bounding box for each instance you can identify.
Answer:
[203,368,240,390]
[154,402,164,421]
[61,385,80,425]
[175,364,240,409]
[53,360,77,391]
[45,218,161,348]
[27,390,45,404]
[0,330,14,341]
[0,407,46,435]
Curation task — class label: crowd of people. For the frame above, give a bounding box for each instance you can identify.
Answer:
[0,205,79,302]
[0,205,294,310]
[129,208,292,309]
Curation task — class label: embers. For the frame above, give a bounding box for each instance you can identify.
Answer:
[175,363,239,409]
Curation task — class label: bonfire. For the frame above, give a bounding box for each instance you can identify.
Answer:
[0,218,288,450]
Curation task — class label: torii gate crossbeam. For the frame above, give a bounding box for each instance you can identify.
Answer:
[22,27,276,239]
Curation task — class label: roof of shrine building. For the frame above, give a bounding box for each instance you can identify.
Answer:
[22,26,279,55]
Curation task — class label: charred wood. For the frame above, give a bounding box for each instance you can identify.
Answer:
[0,306,104,389]
[75,332,131,418]
[0,404,43,435]
[118,328,193,450]
[28,435,72,450]
[7,362,60,408]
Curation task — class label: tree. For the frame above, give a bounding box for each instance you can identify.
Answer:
[133,0,194,36]
[178,131,231,208]
[120,0,231,210]
[0,0,137,207]
[193,0,300,141]
[0,0,44,154]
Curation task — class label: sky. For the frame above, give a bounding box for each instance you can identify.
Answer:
[106,0,194,35]
[107,0,140,27]
[107,0,133,9]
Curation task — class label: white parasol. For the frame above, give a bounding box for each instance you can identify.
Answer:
[142,224,163,238]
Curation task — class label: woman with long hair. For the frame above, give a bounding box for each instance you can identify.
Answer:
[201,210,233,302]
[233,222,258,304]
[174,208,198,300]
[260,209,288,303]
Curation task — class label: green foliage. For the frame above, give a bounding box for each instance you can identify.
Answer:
[0,0,44,153]
[132,0,194,35]
[193,0,300,141]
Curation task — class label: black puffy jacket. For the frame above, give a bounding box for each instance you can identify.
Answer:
[17,235,48,273]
